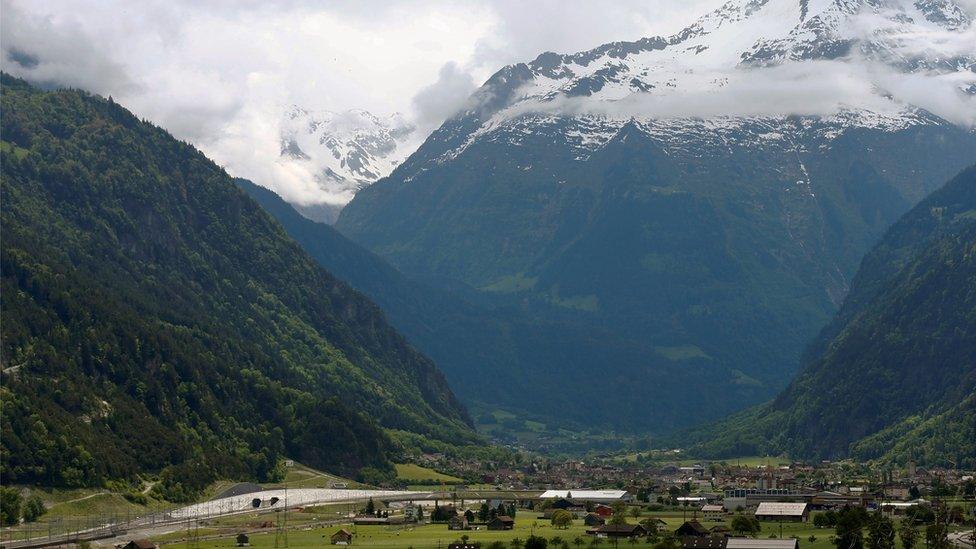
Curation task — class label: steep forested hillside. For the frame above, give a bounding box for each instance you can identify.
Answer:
[338,112,976,434]
[0,75,476,497]
[334,0,976,434]
[239,179,774,436]
[684,165,976,466]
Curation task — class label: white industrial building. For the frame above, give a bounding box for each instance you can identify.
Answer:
[754,502,809,522]
[539,490,630,503]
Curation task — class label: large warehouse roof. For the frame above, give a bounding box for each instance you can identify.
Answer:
[754,502,808,516]
[540,490,629,501]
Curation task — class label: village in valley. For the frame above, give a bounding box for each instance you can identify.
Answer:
[4,456,974,549]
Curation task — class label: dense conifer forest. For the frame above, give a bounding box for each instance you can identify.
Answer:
[683,166,976,467]
[0,75,477,499]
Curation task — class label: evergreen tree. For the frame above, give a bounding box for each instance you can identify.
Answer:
[0,488,21,526]
[834,507,867,549]
[898,518,918,549]
[21,496,45,523]
[865,512,895,549]
[924,523,949,549]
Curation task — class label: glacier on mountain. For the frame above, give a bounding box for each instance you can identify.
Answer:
[277,106,418,222]
[414,0,974,168]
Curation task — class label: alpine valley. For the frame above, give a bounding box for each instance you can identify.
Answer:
[1,0,975,505]
[336,0,976,438]
[0,75,479,497]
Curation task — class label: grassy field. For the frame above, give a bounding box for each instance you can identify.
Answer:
[154,508,908,549]
[394,463,462,483]
[0,462,356,543]
[0,487,172,543]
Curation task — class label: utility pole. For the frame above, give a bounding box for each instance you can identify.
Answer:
[275,487,289,548]
[971,504,975,549]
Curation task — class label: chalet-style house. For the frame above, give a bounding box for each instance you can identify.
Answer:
[675,519,711,537]
[330,529,353,545]
[487,515,515,530]
[584,513,606,526]
[588,524,647,538]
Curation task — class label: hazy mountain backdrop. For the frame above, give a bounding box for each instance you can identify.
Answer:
[682,165,976,467]
[335,0,976,435]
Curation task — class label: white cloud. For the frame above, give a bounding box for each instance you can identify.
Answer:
[0,0,136,93]
[2,0,971,205]
[498,60,883,118]
[471,0,720,70]
[412,62,478,131]
[1,0,718,204]
[494,57,974,128]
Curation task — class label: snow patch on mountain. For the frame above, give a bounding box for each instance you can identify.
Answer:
[421,0,974,167]
[277,107,420,222]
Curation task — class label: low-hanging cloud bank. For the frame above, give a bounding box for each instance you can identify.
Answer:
[1,0,973,205]
[500,59,976,128]
[0,0,720,206]
[487,1,976,130]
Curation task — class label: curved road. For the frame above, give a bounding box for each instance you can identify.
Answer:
[4,487,545,549]
[169,488,431,519]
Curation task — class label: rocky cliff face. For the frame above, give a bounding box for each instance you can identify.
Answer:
[279,106,416,223]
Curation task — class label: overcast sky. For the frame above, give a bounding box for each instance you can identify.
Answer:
[1,0,721,138]
[1,0,728,203]
[3,0,974,206]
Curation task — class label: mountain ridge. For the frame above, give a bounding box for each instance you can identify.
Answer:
[279,106,418,223]
[0,74,476,494]
[335,0,976,434]
[681,164,976,466]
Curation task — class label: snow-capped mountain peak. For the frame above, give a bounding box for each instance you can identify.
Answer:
[412,0,974,167]
[504,0,973,100]
[277,106,417,222]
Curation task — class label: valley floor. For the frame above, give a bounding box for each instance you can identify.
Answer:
[138,509,971,549]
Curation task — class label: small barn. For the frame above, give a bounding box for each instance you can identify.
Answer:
[330,528,353,545]
[584,513,606,526]
[123,540,157,549]
[594,504,614,517]
[710,525,732,537]
[591,524,647,538]
[675,520,711,537]
[487,515,515,530]
[448,515,470,530]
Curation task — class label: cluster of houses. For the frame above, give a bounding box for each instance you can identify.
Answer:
[127,456,970,549]
[448,513,516,531]
[412,449,974,507]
